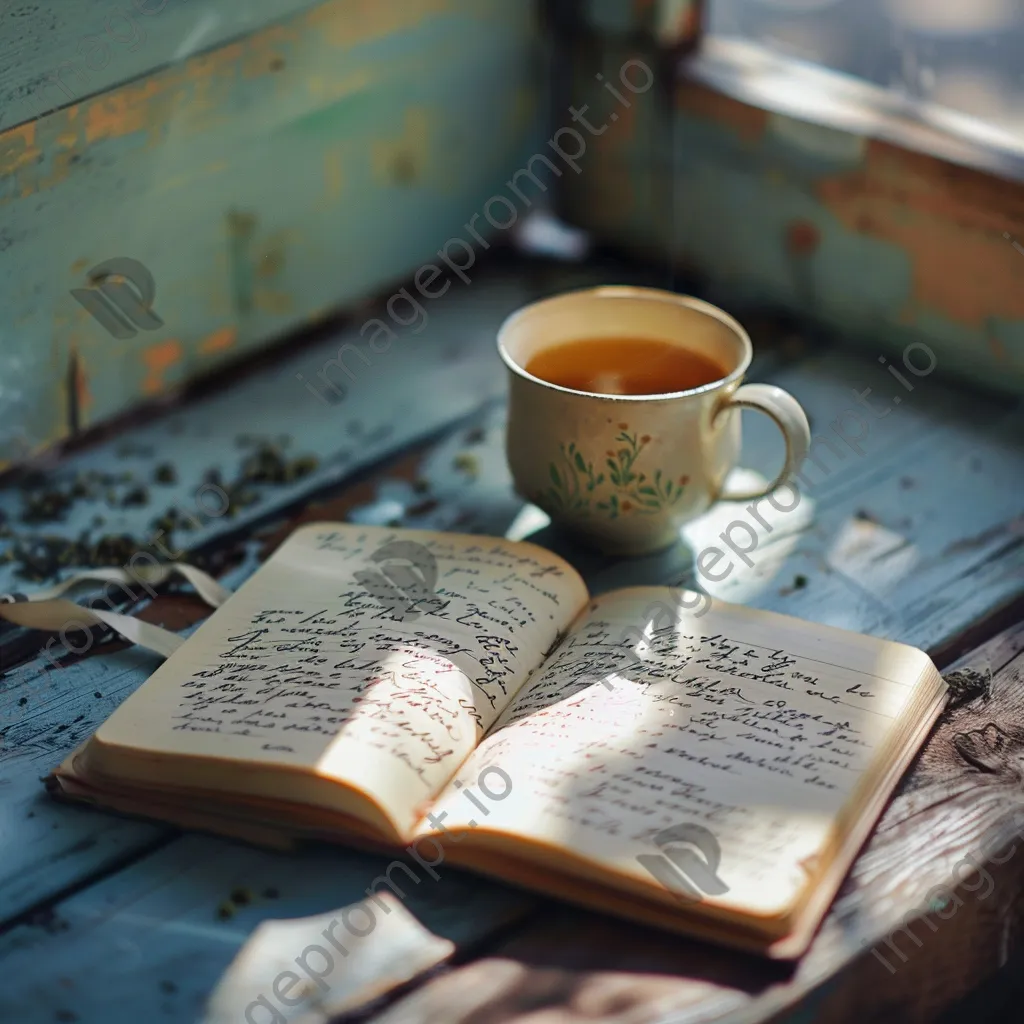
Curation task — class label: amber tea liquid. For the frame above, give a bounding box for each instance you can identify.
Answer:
[525,337,727,396]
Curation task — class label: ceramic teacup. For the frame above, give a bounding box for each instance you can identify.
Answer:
[498,286,811,555]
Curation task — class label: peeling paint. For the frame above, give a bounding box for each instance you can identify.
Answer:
[570,68,1024,392]
[241,25,298,79]
[142,340,183,395]
[85,85,159,143]
[199,327,237,356]
[307,0,454,49]
[676,83,769,144]
[818,141,1024,327]
[371,108,432,186]
[786,220,821,257]
[0,122,40,180]
[0,0,545,460]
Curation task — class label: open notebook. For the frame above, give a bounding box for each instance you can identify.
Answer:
[51,523,946,959]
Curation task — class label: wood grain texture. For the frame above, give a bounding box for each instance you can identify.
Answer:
[0,263,1022,1023]
[0,0,323,130]
[563,42,1024,397]
[0,834,532,1024]
[0,0,703,131]
[0,0,545,463]
[0,270,543,923]
[331,343,1024,656]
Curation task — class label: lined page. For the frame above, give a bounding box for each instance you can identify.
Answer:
[426,587,932,917]
[94,523,588,834]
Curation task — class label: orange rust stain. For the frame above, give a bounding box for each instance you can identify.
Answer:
[142,340,184,395]
[199,326,237,355]
[675,83,768,144]
[257,234,288,279]
[86,92,151,143]
[186,42,246,81]
[680,1,702,39]
[817,140,1024,327]
[241,25,297,78]
[184,44,244,121]
[0,0,452,203]
[306,0,452,48]
[4,122,35,147]
[786,220,820,257]
[72,348,94,421]
[0,121,40,175]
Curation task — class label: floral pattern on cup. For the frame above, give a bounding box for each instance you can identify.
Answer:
[542,425,689,520]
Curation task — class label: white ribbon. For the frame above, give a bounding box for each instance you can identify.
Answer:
[0,564,231,659]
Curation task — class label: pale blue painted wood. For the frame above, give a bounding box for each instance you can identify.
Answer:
[0,834,530,1024]
[0,272,537,922]
[0,0,324,130]
[3,279,1021,927]
[0,645,172,917]
[342,343,1024,657]
[0,0,546,464]
[1,268,1022,1023]
[0,274,535,597]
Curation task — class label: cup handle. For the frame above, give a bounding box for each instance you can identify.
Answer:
[714,384,811,502]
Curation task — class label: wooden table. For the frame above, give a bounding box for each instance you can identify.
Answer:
[2,259,1023,1024]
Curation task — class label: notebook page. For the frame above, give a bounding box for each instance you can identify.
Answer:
[93,524,588,835]
[426,587,932,917]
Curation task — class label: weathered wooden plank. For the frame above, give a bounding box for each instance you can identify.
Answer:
[1,265,1022,1023]
[0,0,323,130]
[0,260,621,923]
[337,340,1024,654]
[0,0,545,464]
[562,42,1024,396]
[0,270,544,923]
[343,622,1024,1024]
[2,318,1018,924]
[0,272,536,596]
[0,833,532,1024]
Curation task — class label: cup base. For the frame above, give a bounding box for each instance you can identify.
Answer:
[568,525,682,558]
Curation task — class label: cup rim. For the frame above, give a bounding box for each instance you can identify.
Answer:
[496,285,752,402]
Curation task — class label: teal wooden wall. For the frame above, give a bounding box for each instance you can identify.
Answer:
[0,0,547,467]
[562,41,1024,398]
[0,0,324,130]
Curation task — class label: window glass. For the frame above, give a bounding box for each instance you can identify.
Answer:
[708,0,1024,138]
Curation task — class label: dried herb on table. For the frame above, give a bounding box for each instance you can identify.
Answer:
[3,437,319,582]
[238,442,317,485]
[944,667,992,709]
